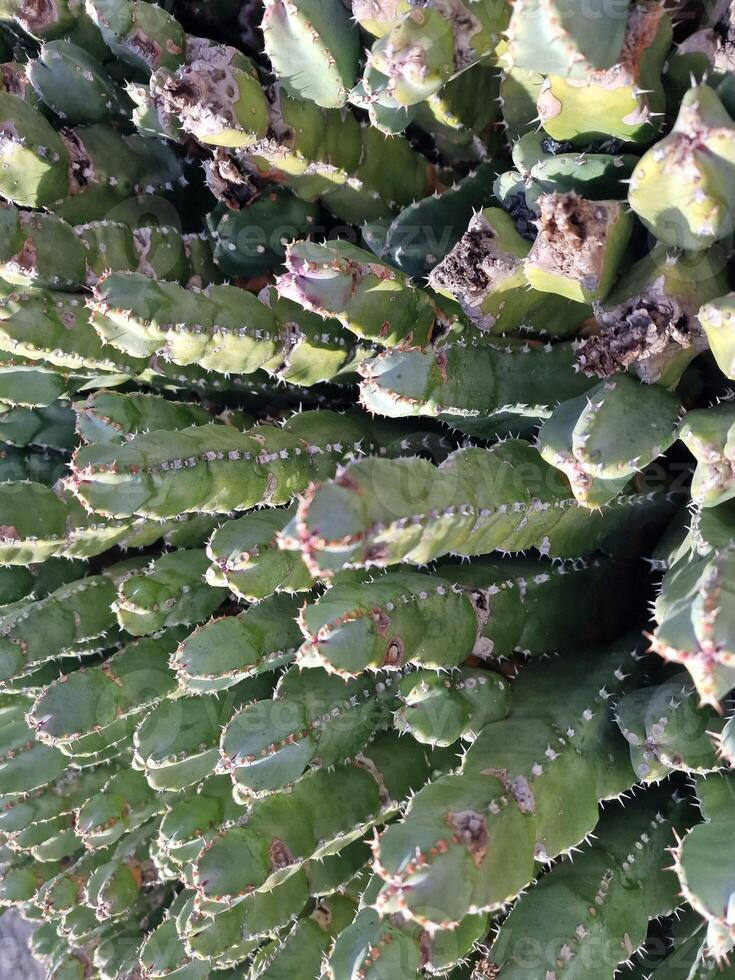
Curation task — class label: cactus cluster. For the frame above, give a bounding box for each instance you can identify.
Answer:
[0,1,734,978]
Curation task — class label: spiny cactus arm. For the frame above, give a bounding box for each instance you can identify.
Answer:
[89,273,285,374]
[84,0,186,74]
[69,409,384,518]
[0,283,149,376]
[138,913,213,980]
[262,0,359,108]
[219,666,399,796]
[444,555,630,660]
[503,0,630,77]
[0,852,62,906]
[614,673,724,782]
[0,568,128,682]
[629,85,735,252]
[0,403,77,452]
[394,668,510,746]
[428,207,589,336]
[356,0,510,112]
[114,549,223,635]
[26,39,132,126]
[537,375,683,508]
[0,92,70,207]
[673,774,735,961]
[296,571,480,675]
[535,4,672,145]
[718,712,735,765]
[27,629,185,750]
[133,676,274,792]
[205,505,313,602]
[0,0,86,39]
[247,893,358,979]
[482,789,688,979]
[192,734,432,904]
[651,549,735,709]
[259,286,373,388]
[277,239,437,348]
[0,355,79,409]
[358,340,594,435]
[75,391,213,446]
[281,441,675,576]
[327,902,488,979]
[679,406,735,509]
[172,594,303,695]
[154,775,247,881]
[74,769,166,850]
[372,643,642,928]
[0,698,68,796]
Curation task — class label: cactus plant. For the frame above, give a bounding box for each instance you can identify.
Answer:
[0,4,735,978]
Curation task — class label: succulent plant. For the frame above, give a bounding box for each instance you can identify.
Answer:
[0,4,735,979]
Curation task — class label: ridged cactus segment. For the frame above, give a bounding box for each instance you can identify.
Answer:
[358,0,509,112]
[134,677,274,792]
[69,409,380,519]
[205,505,313,602]
[0,0,83,39]
[0,567,126,682]
[278,240,435,347]
[139,910,212,980]
[629,85,735,251]
[0,283,146,376]
[283,440,674,575]
[445,558,625,665]
[0,93,70,206]
[181,875,308,964]
[0,403,77,452]
[75,769,164,850]
[27,630,183,751]
[699,293,735,379]
[172,594,302,695]
[679,405,735,508]
[207,192,319,279]
[89,273,281,374]
[75,391,213,445]
[575,245,731,385]
[262,0,359,108]
[395,668,510,746]
[358,340,593,436]
[193,733,431,901]
[373,642,641,928]
[27,40,131,125]
[0,697,68,796]
[0,854,62,906]
[483,790,687,979]
[248,894,358,979]
[260,286,371,388]
[220,666,398,796]
[0,204,87,291]
[504,0,630,77]
[525,194,633,304]
[327,903,488,979]
[0,356,76,409]
[615,674,724,783]
[674,775,735,960]
[85,0,186,74]
[114,549,223,635]
[651,549,735,709]
[536,4,672,145]
[297,571,479,675]
[428,207,589,336]
[538,375,682,507]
